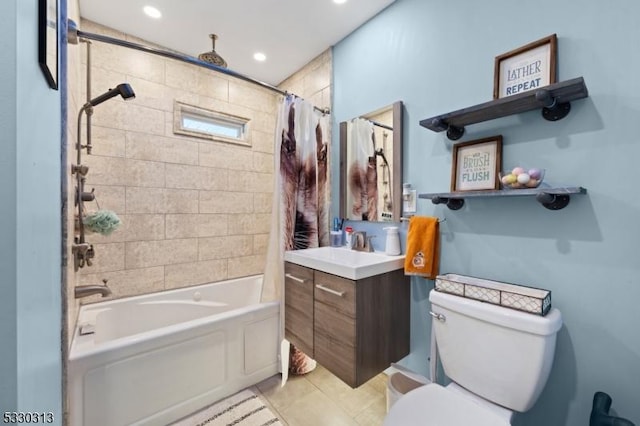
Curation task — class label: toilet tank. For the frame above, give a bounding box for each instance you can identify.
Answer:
[429,289,562,412]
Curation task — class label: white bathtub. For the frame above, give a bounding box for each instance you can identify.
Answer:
[69,275,280,426]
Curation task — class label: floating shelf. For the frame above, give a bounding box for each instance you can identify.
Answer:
[419,186,587,210]
[419,77,589,140]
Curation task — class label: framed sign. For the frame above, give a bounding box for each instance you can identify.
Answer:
[451,136,502,192]
[38,0,59,90]
[493,34,557,99]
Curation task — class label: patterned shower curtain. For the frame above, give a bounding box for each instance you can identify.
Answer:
[263,96,330,379]
[346,118,377,221]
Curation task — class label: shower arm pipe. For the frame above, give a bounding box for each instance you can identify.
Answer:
[71,23,330,115]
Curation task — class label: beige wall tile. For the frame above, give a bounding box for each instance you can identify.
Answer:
[253,152,274,173]
[200,191,253,214]
[166,214,228,239]
[228,213,271,235]
[123,103,166,135]
[227,171,273,193]
[78,266,165,301]
[253,234,270,254]
[84,155,127,186]
[165,188,199,213]
[126,187,165,214]
[199,236,253,261]
[126,238,198,269]
[165,60,200,93]
[125,159,165,188]
[77,242,125,274]
[304,61,332,98]
[66,19,331,306]
[165,163,228,191]
[90,185,126,215]
[88,126,126,158]
[126,132,199,166]
[199,142,254,170]
[253,193,273,213]
[251,130,274,154]
[227,255,266,279]
[126,76,173,112]
[164,260,227,289]
[197,71,229,102]
[228,80,277,114]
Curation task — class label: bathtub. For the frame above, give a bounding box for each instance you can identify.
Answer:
[69,275,280,426]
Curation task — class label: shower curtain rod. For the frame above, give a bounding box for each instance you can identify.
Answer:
[69,21,330,115]
[356,116,392,131]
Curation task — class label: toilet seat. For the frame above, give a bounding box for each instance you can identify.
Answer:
[384,383,511,426]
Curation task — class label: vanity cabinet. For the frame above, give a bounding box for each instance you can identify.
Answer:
[284,263,315,357]
[284,262,410,388]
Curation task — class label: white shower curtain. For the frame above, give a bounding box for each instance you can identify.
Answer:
[263,96,330,383]
[346,118,376,220]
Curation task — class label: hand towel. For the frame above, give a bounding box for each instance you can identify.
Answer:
[404,216,440,279]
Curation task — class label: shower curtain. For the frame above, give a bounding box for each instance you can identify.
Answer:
[346,118,377,221]
[263,96,330,382]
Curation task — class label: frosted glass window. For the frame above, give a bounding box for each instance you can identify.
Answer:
[174,102,250,146]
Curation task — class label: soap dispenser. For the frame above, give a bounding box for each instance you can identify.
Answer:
[383,226,401,255]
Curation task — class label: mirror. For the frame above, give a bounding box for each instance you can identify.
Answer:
[340,101,403,222]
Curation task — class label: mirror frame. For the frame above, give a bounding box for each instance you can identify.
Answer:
[339,101,403,222]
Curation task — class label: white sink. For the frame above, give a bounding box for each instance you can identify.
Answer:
[284,246,405,280]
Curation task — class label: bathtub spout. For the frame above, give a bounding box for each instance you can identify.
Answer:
[75,280,112,299]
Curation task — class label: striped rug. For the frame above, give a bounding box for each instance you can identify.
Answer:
[172,389,283,426]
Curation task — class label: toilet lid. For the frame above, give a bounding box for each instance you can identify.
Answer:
[384,384,511,426]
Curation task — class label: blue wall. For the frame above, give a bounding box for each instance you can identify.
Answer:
[0,0,62,422]
[333,0,640,425]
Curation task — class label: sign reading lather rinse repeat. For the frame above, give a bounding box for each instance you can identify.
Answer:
[451,136,503,192]
[494,34,557,99]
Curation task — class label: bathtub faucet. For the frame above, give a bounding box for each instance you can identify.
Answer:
[75,279,112,299]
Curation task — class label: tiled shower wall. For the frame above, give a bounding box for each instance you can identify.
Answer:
[67,20,331,314]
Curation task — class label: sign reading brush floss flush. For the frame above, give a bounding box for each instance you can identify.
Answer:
[451,136,503,192]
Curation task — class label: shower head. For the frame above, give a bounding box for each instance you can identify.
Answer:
[87,83,136,107]
[198,34,228,68]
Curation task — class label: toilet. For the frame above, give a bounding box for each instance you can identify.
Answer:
[384,289,562,425]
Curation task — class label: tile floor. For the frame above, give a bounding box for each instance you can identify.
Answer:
[250,365,389,426]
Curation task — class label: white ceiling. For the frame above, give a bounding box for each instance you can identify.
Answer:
[78,0,395,86]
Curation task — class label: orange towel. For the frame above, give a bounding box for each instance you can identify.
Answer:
[404,216,440,279]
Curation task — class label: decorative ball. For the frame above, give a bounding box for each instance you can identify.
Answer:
[517,173,531,184]
[526,179,540,188]
[512,167,525,175]
[528,168,542,180]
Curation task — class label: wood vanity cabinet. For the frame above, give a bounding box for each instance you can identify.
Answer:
[284,262,410,388]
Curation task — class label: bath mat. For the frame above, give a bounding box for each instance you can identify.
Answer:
[172,389,283,426]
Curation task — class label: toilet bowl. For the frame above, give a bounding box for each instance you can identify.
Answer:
[384,382,511,425]
[384,289,562,425]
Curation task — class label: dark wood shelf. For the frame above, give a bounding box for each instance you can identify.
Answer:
[419,186,587,210]
[419,77,589,140]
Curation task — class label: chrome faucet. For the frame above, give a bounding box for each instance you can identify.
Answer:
[75,279,112,299]
[352,231,375,252]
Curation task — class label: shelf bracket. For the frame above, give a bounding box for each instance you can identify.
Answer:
[536,89,572,121]
[446,125,465,141]
[535,192,571,210]
[431,196,464,210]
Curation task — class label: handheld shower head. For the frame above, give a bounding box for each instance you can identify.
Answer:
[87,83,136,107]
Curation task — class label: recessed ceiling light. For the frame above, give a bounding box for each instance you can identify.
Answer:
[143,5,162,19]
[253,52,267,62]
[333,0,347,4]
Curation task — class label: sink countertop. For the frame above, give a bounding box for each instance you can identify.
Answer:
[284,246,406,280]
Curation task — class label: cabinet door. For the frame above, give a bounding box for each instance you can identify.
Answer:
[284,262,314,357]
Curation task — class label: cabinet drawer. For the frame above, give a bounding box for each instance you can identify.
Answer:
[285,305,313,357]
[284,262,314,356]
[315,330,356,387]
[313,271,356,318]
[314,300,355,345]
[284,263,313,312]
